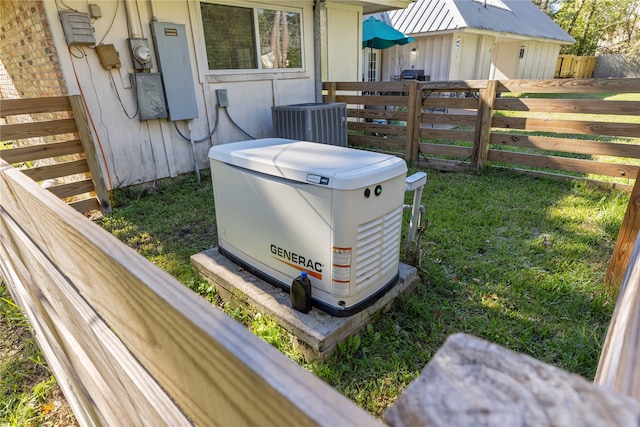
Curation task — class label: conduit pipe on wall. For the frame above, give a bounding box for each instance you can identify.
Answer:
[124,0,142,38]
[313,0,326,102]
[148,0,158,22]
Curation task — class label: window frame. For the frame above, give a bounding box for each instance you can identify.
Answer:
[197,0,305,75]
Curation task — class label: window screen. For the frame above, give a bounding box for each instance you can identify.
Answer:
[201,3,302,71]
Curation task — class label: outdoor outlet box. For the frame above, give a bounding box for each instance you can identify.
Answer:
[88,4,102,19]
[95,44,121,70]
[216,89,228,107]
[59,11,95,46]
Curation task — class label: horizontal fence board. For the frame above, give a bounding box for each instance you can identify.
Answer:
[498,78,640,94]
[349,134,406,151]
[0,208,191,426]
[0,95,107,214]
[420,129,475,142]
[488,150,639,178]
[336,95,409,107]
[0,160,377,427]
[325,78,640,187]
[0,232,106,427]
[331,81,413,92]
[423,97,478,109]
[491,133,640,158]
[421,113,477,127]
[492,116,640,138]
[596,232,640,400]
[420,143,473,158]
[0,140,84,163]
[21,159,89,182]
[414,158,472,172]
[348,122,407,136]
[495,98,640,116]
[348,109,408,121]
[68,197,101,214]
[1,119,78,140]
[47,179,95,199]
[418,80,488,90]
[0,96,71,116]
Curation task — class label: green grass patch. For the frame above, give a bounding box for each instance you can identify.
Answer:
[1,164,626,421]
[0,286,76,426]
[94,166,625,418]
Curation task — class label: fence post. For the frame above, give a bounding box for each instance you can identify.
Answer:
[324,81,337,103]
[69,95,112,214]
[606,169,640,288]
[405,80,421,162]
[472,80,497,171]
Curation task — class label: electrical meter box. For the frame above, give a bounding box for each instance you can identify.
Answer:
[209,138,407,316]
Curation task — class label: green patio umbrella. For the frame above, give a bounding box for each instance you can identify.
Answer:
[362,16,414,49]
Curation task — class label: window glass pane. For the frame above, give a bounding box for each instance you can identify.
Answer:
[201,3,257,70]
[257,8,302,69]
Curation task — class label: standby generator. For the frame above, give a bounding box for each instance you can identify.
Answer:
[208,138,407,316]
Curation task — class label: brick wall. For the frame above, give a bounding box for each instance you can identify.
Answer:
[0,0,67,100]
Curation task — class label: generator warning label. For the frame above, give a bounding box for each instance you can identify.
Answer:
[332,247,351,297]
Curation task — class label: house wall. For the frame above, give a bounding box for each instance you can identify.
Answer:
[379,30,564,82]
[25,0,320,189]
[492,40,520,79]
[382,34,453,82]
[0,0,66,99]
[326,2,362,81]
[450,32,492,80]
[518,41,562,79]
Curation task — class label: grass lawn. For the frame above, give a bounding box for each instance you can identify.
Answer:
[0,163,629,424]
[94,165,627,417]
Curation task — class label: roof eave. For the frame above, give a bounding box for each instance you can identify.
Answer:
[343,0,415,14]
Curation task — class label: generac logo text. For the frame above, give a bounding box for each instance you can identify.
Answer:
[270,244,323,279]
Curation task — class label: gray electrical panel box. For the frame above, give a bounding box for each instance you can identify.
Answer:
[59,11,95,46]
[151,22,198,121]
[135,73,168,120]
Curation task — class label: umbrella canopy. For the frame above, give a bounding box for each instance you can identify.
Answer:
[362,16,414,49]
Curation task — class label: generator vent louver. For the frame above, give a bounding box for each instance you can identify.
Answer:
[354,206,403,290]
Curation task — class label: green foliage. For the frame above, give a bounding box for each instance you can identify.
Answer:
[539,0,640,56]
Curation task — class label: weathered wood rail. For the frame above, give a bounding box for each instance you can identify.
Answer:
[2,156,640,426]
[324,78,640,191]
[597,231,640,402]
[0,95,111,214]
[0,158,376,426]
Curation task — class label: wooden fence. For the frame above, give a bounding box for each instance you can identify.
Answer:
[2,80,640,425]
[596,230,640,401]
[556,55,597,78]
[324,78,640,191]
[2,155,640,425]
[0,96,111,214]
[0,158,376,426]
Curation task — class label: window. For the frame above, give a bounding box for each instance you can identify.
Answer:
[200,3,302,71]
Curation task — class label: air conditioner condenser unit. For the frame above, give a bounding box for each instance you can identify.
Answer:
[208,138,407,316]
